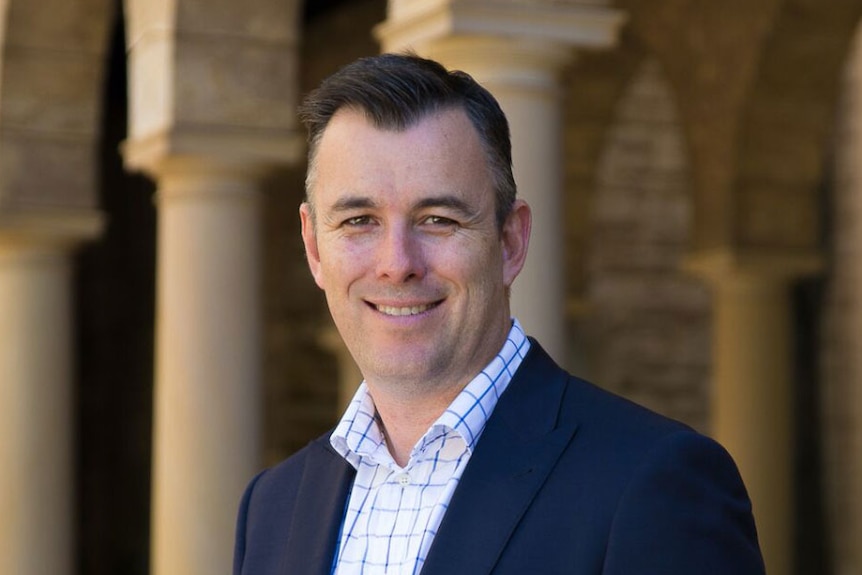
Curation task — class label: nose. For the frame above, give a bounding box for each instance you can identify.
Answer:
[375,224,425,283]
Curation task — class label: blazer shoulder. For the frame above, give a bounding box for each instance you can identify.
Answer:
[487,341,763,574]
[234,432,351,575]
[245,432,341,509]
[517,340,753,513]
[522,339,692,443]
[565,373,691,437]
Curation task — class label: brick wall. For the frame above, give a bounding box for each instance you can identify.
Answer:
[821,25,862,575]
[574,58,711,432]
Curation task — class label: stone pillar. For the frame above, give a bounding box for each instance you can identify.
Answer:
[122,151,282,575]
[376,0,625,362]
[834,26,862,574]
[0,215,101,575]
[712,273,792,575]
[159,161,262,575]
[123,2,302,572]
[687,251,821,575]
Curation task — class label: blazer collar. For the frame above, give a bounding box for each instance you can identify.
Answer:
[282,438,355,575]
[421,340,580,575]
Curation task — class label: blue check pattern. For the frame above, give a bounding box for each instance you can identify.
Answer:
[329,319,530,575]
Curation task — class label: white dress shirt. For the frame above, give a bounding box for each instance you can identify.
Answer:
[329,320,531,575]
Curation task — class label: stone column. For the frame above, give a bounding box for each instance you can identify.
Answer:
[159,161,262,575]
[0,216,101,575]
[713,273,792,575]
[121,152,278,575]
[687,251,821,575]
[834,26,862,574]
[376,0,625,362]
[123,2,302,572]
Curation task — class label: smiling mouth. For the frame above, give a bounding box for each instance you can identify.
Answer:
[373,302,441,316]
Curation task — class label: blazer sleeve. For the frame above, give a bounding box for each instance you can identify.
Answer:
[233,469,267,575]
[602,430,765,575]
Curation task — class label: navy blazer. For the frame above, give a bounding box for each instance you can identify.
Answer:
[234,340,765,574]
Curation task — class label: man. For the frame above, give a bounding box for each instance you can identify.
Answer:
[233,53,764,575]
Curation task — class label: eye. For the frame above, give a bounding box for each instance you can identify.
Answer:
[342,215,373,227]
[421,215,457,227]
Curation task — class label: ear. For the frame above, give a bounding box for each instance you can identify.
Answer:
[501,199,531,287]
[299,202,326,289]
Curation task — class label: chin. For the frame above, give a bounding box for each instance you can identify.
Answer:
[365,353,443,384]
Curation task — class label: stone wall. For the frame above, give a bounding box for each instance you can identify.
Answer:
[575,58,711,433]
[821,23,862,575]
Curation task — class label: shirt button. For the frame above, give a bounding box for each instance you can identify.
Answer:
[396,473,410,486]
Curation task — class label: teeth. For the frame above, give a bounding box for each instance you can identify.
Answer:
[376,304,431,316]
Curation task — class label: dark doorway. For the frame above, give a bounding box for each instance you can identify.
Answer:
[74,3,156,574]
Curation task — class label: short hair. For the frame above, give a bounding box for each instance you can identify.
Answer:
[298,53,517,229]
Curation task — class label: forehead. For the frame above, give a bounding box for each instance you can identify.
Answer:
[310,107,493,208]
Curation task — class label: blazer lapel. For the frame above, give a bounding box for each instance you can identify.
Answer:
[282,439,355,575]
[421,342,579,575]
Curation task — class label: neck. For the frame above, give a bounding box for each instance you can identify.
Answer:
[369,384,462,467]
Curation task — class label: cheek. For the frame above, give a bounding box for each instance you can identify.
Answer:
[319,241,368,289]
[447,249,503,294]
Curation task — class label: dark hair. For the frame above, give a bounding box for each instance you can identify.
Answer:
[298,53,516,229]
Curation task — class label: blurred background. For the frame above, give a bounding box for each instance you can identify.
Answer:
[1,0,859,574]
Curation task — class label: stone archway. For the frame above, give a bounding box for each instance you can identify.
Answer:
[607,3,862,573]
[578,53,710,433]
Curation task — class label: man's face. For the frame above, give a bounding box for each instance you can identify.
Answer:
[300,107,530,397]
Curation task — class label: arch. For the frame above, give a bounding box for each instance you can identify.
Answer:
[735,0,862,251]
[613,0,862,255]
[562,27,646,308]
[572,48,710,431]
[0,0,113,217]
[616,0,785,252]
[561,26,651,375]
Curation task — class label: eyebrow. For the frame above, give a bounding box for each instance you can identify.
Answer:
[414,195,478,218]
[329,196,377,213]
[327,194,478,218]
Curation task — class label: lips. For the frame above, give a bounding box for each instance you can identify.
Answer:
[372,301,441,316]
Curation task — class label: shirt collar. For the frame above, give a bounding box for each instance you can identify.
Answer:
[330,319,531,468]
